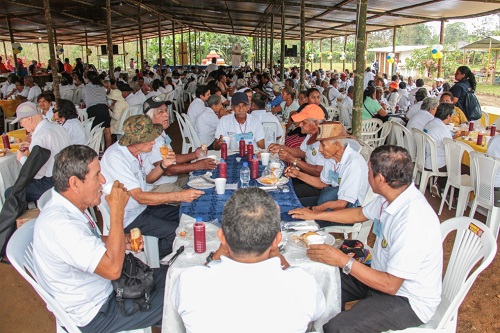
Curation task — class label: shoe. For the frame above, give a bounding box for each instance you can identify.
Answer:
[431,184,441,198]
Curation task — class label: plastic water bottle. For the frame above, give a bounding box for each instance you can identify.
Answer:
[266,102,271,113]
[240,162,250,188]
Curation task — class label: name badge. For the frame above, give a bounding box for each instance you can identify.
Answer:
[164,134,172,147]
[328,170,340,186]
[373,218,382,237]
[234,132,254,143]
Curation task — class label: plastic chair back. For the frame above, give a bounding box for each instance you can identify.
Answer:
[180,113,202,149]
[361,118,383,142]
[357,139,373,162]
[114,107,132,137]
[365,121,392,148]
[390,122,415,161]
[76,108,88,122]
[87,127,105,154]
[37,189,52,210]
[82,117,95,136]
[444,138,474,188]
[469,152,499,208]
[262,122,279,148]
[413,128,440,173]
[338,102,352,128]
[72,88,82,105]
[481,110,489,127]
[61,89,75,101]
[174,111,192,154]
[320,94,329,107]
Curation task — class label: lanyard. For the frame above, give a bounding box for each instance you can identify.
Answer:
[238,120,247,134]
[333,162,341,173]
[83,211,99,238]
[379,200,388,221]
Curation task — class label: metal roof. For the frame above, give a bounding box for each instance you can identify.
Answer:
[460,36,500,50]
[0,0,499,46]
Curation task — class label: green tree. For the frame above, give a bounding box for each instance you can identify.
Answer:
[444,22,469,47]
[397,24,436,45]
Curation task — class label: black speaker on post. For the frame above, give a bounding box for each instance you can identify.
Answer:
[285,45,298,57]
[101,45,119,55]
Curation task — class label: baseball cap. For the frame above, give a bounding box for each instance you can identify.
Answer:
[436,78,444,82]
[291,104,326,123]
[389,82,398,90]
[118,115,163,146]
[143,96,170,114]
[11,102,40,124]
[231,92,250,106]
[119,84,134,92]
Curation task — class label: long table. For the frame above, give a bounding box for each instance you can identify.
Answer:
[0,129,26,210]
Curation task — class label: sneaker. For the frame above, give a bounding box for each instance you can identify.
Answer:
[431,184,441,198]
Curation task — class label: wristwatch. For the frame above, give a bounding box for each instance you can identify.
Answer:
[293,158,299,167]
[159,162,169,171]
[342,257,355,275]
[205,251,215,264]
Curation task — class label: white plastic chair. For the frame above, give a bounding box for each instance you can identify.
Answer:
[320,94,329,107]
[87,127,105,155]
[326,103,339,121]
[361,118,383,142]
[172,85,184,113]
[61,89,75,101]
[72,88,82,105]
[114,107,132,138]
[128,104,143,116]
[481,110,489,127]
[390,122,416,161]
[6,220,151,333]
[183,81,197,104]
[385,217,497,333]
[322,187,375,244]
[97,202,160,269]
[180,113,202,150]
[76,108,88,122]
[438,139,474,217]
[469,152,500,239]
[338,102,352,130]
[82,116,96,137]
[412,128,447,194]
[357,139,374,163]
[174,111,193,154]
[262,121,279,149]
[365,121,392,148]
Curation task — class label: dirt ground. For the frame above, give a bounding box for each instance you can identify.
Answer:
[476,93,500,108]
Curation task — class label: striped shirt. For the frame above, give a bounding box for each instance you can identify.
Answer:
[82,84,107,108]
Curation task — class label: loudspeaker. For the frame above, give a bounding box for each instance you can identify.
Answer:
[101,45,119,55]
[285,45,298,57]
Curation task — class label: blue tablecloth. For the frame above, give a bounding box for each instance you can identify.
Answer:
[181,154,303,222]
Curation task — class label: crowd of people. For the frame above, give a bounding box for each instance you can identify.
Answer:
[2,54,497,333]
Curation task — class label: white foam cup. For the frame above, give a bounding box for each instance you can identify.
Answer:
[261,152,270,166]
[214,178,227,195]
[306,234,325,246]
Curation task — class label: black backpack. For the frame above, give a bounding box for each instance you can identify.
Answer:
[455,83,482,121]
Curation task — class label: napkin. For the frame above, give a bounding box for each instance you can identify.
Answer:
[225,183,239,190]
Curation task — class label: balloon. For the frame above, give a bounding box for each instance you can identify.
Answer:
[387,55,391,60]
[431,53,437,59]
[431,49,437,54]
[435,51,443,59]
[388,52,395,58]
[18,46,22,51]
[388,58,394,63]
[435,44,443,52]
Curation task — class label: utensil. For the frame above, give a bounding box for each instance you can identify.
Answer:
[166,246,185,266]
[200,175,215,184]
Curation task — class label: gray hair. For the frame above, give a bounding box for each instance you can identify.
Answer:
[206,94,222,108]
[53,145,97,193]
[236,78,247,89]
[325,138,347,147]
[222,188,280,255]
[421,97,439,111]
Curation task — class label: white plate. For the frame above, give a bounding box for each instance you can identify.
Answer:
[287,230,335,250]
[176,222,219,242]
[256,176,289,186]
[187,178,215,189]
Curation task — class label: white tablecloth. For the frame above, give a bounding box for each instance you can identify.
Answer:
[161,215,341,333]
[0,152,22,210]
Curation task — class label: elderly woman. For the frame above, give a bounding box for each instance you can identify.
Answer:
[53,98,88,145]
[37,91,56,121]
[195,94,227,150]
[269,104,327,204]
[107,88,129,135]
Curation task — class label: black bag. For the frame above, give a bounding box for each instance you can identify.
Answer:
[112,253,155,316]
[455,83,482,121]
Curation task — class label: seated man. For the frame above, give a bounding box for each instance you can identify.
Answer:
[194,94,228,150]
[33,145,166,333]
[186,85,211,124]
[7,102,71,202]
[290,145,443,333]
[440,92,468,126]
[286,122,369,224]
[172,188,325,333]
[142,96,217,193]
[406,97,438,132]
[100,115,204,257]
[249,92,283,141]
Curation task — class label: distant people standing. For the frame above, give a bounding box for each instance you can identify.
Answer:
[372,60,379,74]
[206,57,218,75]
[63,58,73,74]
[450,65,477,121]
[130,58,135,70]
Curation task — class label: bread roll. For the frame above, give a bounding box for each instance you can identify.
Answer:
[129,228,142,252]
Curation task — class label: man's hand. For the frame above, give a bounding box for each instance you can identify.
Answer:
[279,149,295,163]
[194,158,217,171]
[179,189,204,202]
[105,181,130,212]
[284,166,300,178]
[161,151,176,169]
[312,203,327,213]
[268,143,283,154]
[288,207,317,220]
[307,244,350,267]
[194,146,208,159]
[16,146,29,161]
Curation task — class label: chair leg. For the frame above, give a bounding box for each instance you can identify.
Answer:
[455,188,471,217]
[419,172,430,194]
[438,183,450,215]
[486,207,500,240]
[448,187,456,210]
[469,201,477,218]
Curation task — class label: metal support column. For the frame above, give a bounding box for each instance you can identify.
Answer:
[343,36,347,71]
[172,22,177,67]
[270,14,274,73]
[391,27,397,75]
[158,15,162,70]
[437,19,445,79]
[138,5,144,71]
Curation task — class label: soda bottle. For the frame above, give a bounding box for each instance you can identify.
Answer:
[240,162,250,188]
[221,140,228,160]
[2,133,10,149]
[247,141,254,162]
[218,158,227,178]
[239,138,246,157]
[250,155,259,179]
[193,217,206,254]
[490,125,496,137]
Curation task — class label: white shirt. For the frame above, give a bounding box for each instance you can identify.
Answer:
[397,89,410,111]
[23,120,71,179]
[486,135,500,187]
[406,101,423,119]
[251,109,284,138]
[17,87,30,98]
[362,185,442,323]
[27,85,42,102]
[320,144,368,205]
[215,114,265,151]
[33,189,112,327]
[195,107,220,146]
[406,110,434,133]
[206,63,218,74]
[341,96,353,127]
[186,98,206,124]
[125,91,145,107]
[144,90,162,100]
[387,91,400,107]
[62,118,88,145]
[328,85,342,104]
[143,133,178,189]
[100,142,147,227]
[300,135,326,166]
[172,256,325,333]
[424,118,452,169]
[280,100,299,121]
[363,71,375,89]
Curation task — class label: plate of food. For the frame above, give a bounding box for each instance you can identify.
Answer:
[176,222,219,242]
[288,230,335,250]
[187,177,216,189]
[256,176,289,186]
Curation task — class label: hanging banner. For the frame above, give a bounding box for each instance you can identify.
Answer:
[231,43,242,67]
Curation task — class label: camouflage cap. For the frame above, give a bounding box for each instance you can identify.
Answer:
[118,115,163,146]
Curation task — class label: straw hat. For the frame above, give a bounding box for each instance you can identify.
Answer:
[107,89,124,101]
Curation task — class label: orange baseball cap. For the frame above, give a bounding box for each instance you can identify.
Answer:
[291,104,325,122]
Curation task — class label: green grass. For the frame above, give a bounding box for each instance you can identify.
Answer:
[476,83,500,97]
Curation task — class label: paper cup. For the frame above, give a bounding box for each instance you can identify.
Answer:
[102,183,114,196]
[222,136,231,148]
[207,155,217,162]
[261,152,270,166]
[306,235,325,246]
[235,157,241,162]
[214,178,227,195]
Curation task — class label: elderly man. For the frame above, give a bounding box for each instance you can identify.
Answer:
[286,122,369,223]
[261,73,274,100]
[172,188,325,333]
[406,88,429,119]
[250,92,283,142]
[269,83,283,108]
[290,145,442,333]
[328,78,342,105]
[214,92,265,150]
[100,115,204,257]
[195,95,227,150]
[33,145,167,333]
[6,102,71,202]
[406,97,439,132]
[142,96,217,192]
[186,85,211,123]
[23,76,42,103]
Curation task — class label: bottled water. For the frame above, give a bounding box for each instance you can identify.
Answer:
[266,102,272,113]
[240,162,250,188]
